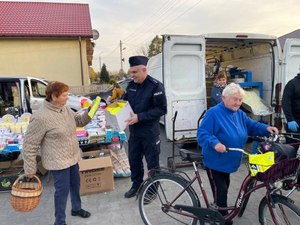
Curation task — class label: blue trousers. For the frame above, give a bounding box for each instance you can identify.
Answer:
[52,163,81,225]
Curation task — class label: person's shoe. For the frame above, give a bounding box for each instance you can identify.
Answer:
[71,209,91,218]
[124,187,138,198]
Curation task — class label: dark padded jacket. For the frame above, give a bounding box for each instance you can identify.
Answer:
[123,75,167,137]
[282,73,300,122]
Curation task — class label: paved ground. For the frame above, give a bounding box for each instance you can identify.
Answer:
[0,126,299,225]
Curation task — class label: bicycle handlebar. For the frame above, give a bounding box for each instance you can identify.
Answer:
[249,134,279,143]
[226,148,252,157]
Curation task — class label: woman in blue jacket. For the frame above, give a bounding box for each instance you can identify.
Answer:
[197,83,278,225]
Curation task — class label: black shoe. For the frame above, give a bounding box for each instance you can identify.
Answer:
[124,187,138,198]
[225,221,233,225]
[71,209,91,218]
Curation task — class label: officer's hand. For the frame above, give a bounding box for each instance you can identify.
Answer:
[288,121,299,132]
[125,112,138,125]
[214,143,227,153]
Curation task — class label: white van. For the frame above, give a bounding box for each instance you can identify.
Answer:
[147,34,300,141]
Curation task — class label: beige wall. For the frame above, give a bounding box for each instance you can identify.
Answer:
[0,39,91,86]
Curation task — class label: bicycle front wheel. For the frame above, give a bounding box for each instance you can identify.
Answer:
[258,194,300,225]
[139,174,199,225]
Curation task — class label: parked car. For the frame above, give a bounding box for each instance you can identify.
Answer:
[0,76,91,116]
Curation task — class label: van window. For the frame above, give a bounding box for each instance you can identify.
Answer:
[30,80,46,98]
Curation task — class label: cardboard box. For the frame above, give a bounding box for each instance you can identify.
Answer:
[13,96,20,107]
[0,168,23,192]
[79,150,114,195]
[105,100,133,131]
[0,160,12,169]
[11,86,19,97]
[9,155,48,175]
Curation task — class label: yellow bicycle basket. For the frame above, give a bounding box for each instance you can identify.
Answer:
[245,151,275,176]
[229,148,275,177]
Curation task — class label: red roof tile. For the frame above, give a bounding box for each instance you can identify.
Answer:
[0,1,93,38]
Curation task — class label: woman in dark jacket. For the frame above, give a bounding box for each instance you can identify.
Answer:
[211,70,227,107]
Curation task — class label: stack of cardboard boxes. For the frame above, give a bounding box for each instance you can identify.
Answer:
[79,150,114,195]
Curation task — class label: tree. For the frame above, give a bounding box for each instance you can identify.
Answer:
[89,66,98,82]
[148,35,162,57]
[100,63,110,83]
[135,44,149,56]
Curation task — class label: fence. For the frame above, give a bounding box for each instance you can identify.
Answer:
[68,84,112,96]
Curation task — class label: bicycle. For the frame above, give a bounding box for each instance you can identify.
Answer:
[138,146,300,225]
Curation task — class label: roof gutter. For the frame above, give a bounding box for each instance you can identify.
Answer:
[78,36,84,85]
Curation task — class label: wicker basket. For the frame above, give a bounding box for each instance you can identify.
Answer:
[10,174,43,212]
[256,158,300,184]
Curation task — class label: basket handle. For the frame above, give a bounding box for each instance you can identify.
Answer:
[12,174,42,190]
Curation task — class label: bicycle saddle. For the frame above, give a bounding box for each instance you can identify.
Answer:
[179,149,202,162]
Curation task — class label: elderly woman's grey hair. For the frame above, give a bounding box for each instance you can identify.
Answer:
[222,82,245,98]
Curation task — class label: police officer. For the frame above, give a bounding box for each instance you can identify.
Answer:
[123,55,167,198]
[282,71,300,151]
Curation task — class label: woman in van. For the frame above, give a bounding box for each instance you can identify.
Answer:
[211,70,228,107]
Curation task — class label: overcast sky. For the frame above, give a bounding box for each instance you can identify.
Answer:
[5,0,300,73]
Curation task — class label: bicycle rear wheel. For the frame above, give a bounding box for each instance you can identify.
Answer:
[258,194,300,224]
[139,174,199,225]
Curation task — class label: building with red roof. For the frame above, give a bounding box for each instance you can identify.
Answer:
[0,1,94,86]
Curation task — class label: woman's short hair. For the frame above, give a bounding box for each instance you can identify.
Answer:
[215,70,227,81]
[222,82,245,98]
[45,81,69,101]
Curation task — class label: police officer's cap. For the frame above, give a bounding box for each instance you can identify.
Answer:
[129,56,149,67]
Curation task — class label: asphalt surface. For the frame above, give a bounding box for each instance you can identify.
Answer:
[0,125,299,225]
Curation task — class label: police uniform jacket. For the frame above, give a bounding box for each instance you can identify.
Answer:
[282,73,300,122]
[123,75,167,138]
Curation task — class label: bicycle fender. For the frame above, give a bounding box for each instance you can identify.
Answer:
[259,194,295,207]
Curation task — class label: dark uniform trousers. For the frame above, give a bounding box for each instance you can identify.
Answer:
[128,134,161,189]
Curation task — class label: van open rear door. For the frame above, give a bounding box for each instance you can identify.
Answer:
[162,35,206,141]
[282,39,300,88]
